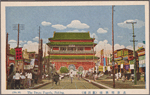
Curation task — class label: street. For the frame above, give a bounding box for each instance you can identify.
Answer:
[39,77,102,89]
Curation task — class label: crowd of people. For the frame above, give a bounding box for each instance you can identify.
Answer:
[13,69,136,89]
[13,70,32,89]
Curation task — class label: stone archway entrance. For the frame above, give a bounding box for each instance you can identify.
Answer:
[68,64,76,75]
[9,63,14,75]
[68,64,76,71]
[78,66,84,72]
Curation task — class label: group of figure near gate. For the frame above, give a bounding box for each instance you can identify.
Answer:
[53,72,74,85]
[13,70,32,89]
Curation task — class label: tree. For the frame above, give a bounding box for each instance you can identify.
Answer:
[10,48,15,55]
[60,66,69,73]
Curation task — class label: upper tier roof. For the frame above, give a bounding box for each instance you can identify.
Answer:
[49,32,94,40]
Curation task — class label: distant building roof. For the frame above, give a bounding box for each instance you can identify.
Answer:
[136,46,145,52]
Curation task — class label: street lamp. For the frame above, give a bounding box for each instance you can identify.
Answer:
[126,21,137,85]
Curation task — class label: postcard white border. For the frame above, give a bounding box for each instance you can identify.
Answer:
[1,1,149,94]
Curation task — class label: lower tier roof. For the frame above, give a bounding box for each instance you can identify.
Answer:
[47,42,97,46]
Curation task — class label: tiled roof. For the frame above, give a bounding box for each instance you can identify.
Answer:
[47,42,96,46]
[49,32,93,40]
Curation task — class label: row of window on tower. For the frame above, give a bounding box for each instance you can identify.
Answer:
[51,47,93,51]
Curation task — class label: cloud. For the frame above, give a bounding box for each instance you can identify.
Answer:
[8,40,21,48]
[97,28,107,33]
[52,24,67,30]
[95,40,126,57]
[23,41,39,53]
[66,30,86,32]
[95,40,145,57]
[67,20,90,29]
[126,43,145,50]
[95,40,112,51]
[19,40,26,44]
[94,39,98,43]
[9,43,17,48]
[9,40,17,43]
[43,38,49,43]
[41,21,51,26]
[114,44,125,50]
[33,37,48,44]
[117,19,145,29]
[33,36,39,42]
[23,41,49,56]
[94,40,112,57]
[90,33,98,39]
[90,33,98,43]
[126,45,133,50]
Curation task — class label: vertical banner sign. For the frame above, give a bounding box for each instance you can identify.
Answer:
[107,57,109,65]
[105,57,107,66]
[15,47,22,60]
[104,58,106,66]
[100,49,104,66]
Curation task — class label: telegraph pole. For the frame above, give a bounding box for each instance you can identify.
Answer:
[38,26,41,51]
[48,46,51,80]
[38,26,41,80]
[6,33,8,84]
[126,21,137,85]
[112,5,115,88]
[44,45,46,74]
[17,24,20,47]
[13,23,24,47]
[40,39,43,80]
[48,51,50,80]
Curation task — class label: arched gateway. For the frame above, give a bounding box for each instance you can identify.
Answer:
[78,66,84,72]
[68,64,76,70]
[47,32,98,71]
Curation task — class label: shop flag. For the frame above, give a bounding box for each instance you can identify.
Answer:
[101,49,104,55]
[104,58,106,66]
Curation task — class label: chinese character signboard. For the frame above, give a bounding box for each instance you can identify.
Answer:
[15,47,22,60]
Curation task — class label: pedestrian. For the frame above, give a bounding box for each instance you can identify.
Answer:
[93,72,97,81]
[78,74,80,80]
[27,71,32,88]
[132,76,134,83]
[15,71,21,89]
[122,75,125,82]
[20,72,26,88]
[53,72,59,85]
[70,72,73,83]
[117,74,119,81]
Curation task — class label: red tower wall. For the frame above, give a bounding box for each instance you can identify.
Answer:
[52,61,95,71]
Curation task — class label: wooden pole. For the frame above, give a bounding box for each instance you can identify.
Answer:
[112,5,115,88]
[6,33,8,87]
[17,24,19,47]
